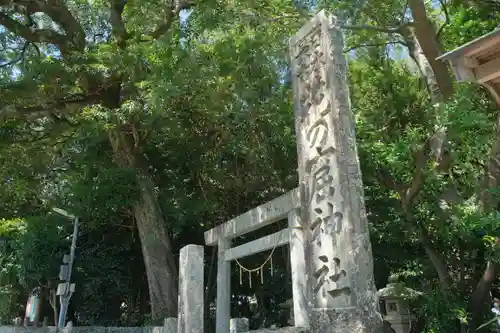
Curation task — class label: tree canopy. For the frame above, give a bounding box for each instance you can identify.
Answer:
[1,0,500,332]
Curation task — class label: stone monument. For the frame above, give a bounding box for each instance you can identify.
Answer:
[289,10,384,333]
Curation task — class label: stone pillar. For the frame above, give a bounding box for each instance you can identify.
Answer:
[288,208,309,328]
[216,239,231,333]
[229,318,249,333]
[178,245,204,333]
[289,9,383,333]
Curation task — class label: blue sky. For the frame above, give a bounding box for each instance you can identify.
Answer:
[179,9,192,24]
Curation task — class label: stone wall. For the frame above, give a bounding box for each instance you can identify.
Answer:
[0,326,174,333]
[229,318,308,333]
[0,318,178,333]
[248,328,308,333]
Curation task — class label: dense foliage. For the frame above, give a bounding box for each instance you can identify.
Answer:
[0,0,499,332]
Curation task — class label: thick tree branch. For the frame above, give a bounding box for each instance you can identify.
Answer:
[436,0,449,38]
[407,0,453,100]
[1,0,85,54]
[339,23,411,34]
[402,140,431,211]
[412,215,450,290]
[22,0,85,51]
[0,12,71,53]
[0,92,102,120]
[344,40,406,53]
[149,0,194,39]
[0,41,29,67]
[376,136,451,290]
[377,138,431,211]
[469,261,499,331]
[466,114,500,331]
[0,72,122,120]
[267,13,303,22]
[480,113,500,210]
[375,166,405,196]
[4,120,76,144]
[109,0,129,44]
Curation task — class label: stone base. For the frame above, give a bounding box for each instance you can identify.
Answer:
[248,327,309,333]
[309,308,384,333]
[230,318,249,333]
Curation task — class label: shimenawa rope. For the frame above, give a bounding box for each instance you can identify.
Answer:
[228,228,285,287]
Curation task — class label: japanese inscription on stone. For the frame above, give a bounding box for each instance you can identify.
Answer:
[290,16,351,309]
[290,11,384,332]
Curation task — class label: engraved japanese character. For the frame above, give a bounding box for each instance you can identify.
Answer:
[311,211,351,308]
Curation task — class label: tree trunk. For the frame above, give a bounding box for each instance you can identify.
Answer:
[467,113,500,331]
[108,127,178,324]
[404,2,500,329]
[469,262,498,331]
[417,222,450,290]
[481,113,500,210]
[386,0,455,294]
[407,0,454,101]
[404,0,454,164]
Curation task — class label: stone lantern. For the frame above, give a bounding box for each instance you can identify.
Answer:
[378,275,422,333]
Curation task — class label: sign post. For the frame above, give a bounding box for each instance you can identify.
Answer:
[52,208,78,329]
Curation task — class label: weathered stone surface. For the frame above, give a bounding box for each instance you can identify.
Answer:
[151,326,163,333]
[248,327,308,333]
[230,318,249,333]
[224,229,290,262]
[163,318,177,333]
[0,327,160,333]
[178,245,204,333]
[290,9,383,332]
[288,209,308,328]
[73,326,105,333]
[204,189,299,246]
[309,308,385,333]
[108,327,138,333]
[0,326,17,333]
[216,238,231,333]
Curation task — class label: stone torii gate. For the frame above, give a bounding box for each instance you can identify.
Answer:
[204,10,383,333]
